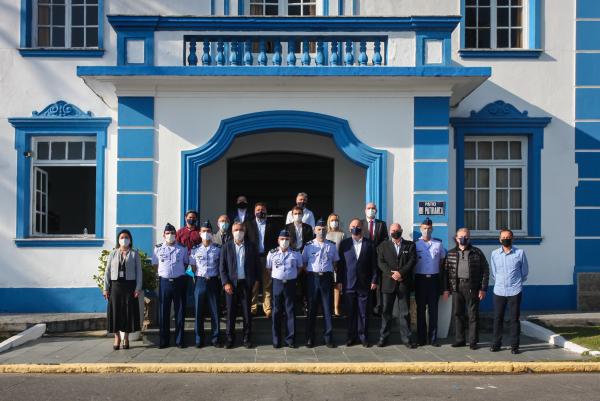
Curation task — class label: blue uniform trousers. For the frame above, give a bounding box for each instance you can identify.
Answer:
[414,274,440,344]
[272,278,296,346]
[159,276,187,347]
[306,272,334,344]
[193,276,221,346]
[345,290,369,343]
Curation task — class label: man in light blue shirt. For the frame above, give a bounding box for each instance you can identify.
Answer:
[489,229,529,354]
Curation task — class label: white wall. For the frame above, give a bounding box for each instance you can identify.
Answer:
[359,0,458,16]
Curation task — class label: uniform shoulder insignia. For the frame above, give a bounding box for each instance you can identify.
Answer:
[269,247,278,254]
[192,244,201,249]
[326,239,335,244]
[306,240,314,245]
[155,243,162,248]
[214,243,221,248]
[432,238,442,242]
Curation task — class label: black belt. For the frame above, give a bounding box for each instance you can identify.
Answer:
[416,273,439,278]
[309,271,332,276]
[458,278,470,282]
[161,276,185,282]
[197,275,218,281]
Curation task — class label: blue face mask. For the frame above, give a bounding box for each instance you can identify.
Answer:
[350,226,362,235]
[458,237,470,246]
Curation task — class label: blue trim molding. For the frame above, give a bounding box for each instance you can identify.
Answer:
[416,31,452,66]
[459,0,542,59]
[479,285,576,311]
[0,287,105,313]
[451,101,551,243]
[19,0,105,57]
[8,101,111,246]
[181,110,387,222]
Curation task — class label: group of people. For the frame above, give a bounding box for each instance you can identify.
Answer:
[104,192,529,354]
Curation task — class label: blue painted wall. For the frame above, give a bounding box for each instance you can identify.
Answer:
[0,288,105,313]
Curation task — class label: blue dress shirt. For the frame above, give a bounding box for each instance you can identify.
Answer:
[490,246,529,297]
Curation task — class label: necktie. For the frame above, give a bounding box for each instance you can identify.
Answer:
[369,220,374,240]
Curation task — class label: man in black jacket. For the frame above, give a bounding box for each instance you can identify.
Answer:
[360,202,389,316]
[376,223,417,348]
[445,227,490,350]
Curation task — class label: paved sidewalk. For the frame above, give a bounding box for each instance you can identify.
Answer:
[0,333,590,365]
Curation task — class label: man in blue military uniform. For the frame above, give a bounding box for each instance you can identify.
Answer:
[151,223,190,349]
[189,220,222,348]
[302,218,340,348]
[414,218,448,347]
[266,229,303,348]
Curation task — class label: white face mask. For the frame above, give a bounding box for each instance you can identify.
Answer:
[200,232,212,242]
[366,208,376,218]
[293,214,303,223]
[218,222,229,231]
[279,239,290,249]
[329,221,339,229]
[315,230,326,240]
[233,231,245,242]
[420,228,432,239]
[165,234,176,244]
[119,238,130,247]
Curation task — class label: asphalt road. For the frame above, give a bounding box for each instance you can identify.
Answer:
[1,373,600,401]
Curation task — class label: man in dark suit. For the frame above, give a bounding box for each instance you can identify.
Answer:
[337,218,378,347]
[360,202,389,316]
[377,223,417,348]
[228,195,252,225]
[219,221,261,348]
[245,202,278,317]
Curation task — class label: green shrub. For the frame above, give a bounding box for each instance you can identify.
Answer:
[93,249,158,292]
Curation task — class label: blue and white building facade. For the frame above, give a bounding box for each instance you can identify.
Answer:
[0,0,597,312]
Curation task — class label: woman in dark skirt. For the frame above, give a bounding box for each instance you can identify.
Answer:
[103,229,143,350]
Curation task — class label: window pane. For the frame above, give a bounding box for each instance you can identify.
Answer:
[265,5,278,15]
[52,5,65,25]
[510,189,522,208]
[465,168,476,187]
[494,141,509,159]
[68,142,83,160]
[72,5,84,25]
[465,29,477,48]
[466,0,476,4]
[86,28,98,47]
[72,0,84,4]
[288,5,301,15]
[87,0,98,3]
[510,141,522,159]
[86,6,98,25]
[84,141,96,160]
[497,7,509,27]
[510,210,522,230]
[52,27,65,47]
[38,27,50,46]
[478,28,491,48]
[478,7,491,27]
[38,5,50,25]
[511,7,522,26]
[477,211,489,230]
[496,168,508,187]
[37,142,49,160]
[51,142,66,160]
[511,29,522,48]
[466,8,476,27]
[479,0,490,5]
[477,189,489,208]
[477,168,489,187]
[498,0,508,5]
[465,189,476,208]
[497,189,508,209]
[36,191,41,212]
[510,168,522,187]
[478,141,492,159]
[465,142,476,159]
[36,213,42,233]
[465,211,476,229]
[42,194,47,212]
[496,211,508,230]
[497,28,509,48]
[71,27,84,47]
[250,5,263,15]
[511,0,522,5]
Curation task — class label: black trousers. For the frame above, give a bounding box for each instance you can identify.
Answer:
[380,282,412,344]
[225,280,252,343]
[345,290,369,343]
[414,274,440,344]
[453,280,480,345]
[493,292,522,348]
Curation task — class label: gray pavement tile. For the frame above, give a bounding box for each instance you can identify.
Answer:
[222,349,257,363]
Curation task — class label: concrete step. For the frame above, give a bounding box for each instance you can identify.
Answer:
[0,313,106,337]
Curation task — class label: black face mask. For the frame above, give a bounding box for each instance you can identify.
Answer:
[458,237,470,246]
[501,238,512,247]
[237,202,248,209]
[256,211,266,220]
[296,202,306,209]
[186,218,196,226]
[390,231,402,239]
[350,226,362,235]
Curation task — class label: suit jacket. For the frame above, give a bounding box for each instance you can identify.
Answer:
[377,239,417,293]
[361,218,389,248]
[245,218,278,256]
[219,240,261,288]
[285,222,314,251]
[336,237,378,294]
[228,209,253,225]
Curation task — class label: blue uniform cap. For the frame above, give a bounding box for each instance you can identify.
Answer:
[200,220,212,229]
[164,223,176,233]
[421,217,433,226]
[315,218,326,227]
[278,229,290,238]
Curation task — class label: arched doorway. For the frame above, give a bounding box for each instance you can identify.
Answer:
[227,152,334,228]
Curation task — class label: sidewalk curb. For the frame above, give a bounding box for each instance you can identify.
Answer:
[0,324,46,354]
[522,320,600,356]
[0,362,599,374]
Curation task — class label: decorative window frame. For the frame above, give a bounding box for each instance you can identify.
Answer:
[459,0,543,59]
[18,0,105,57]
[451,100,551,245]
[9,101,111,247]
[243,0,324,16]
